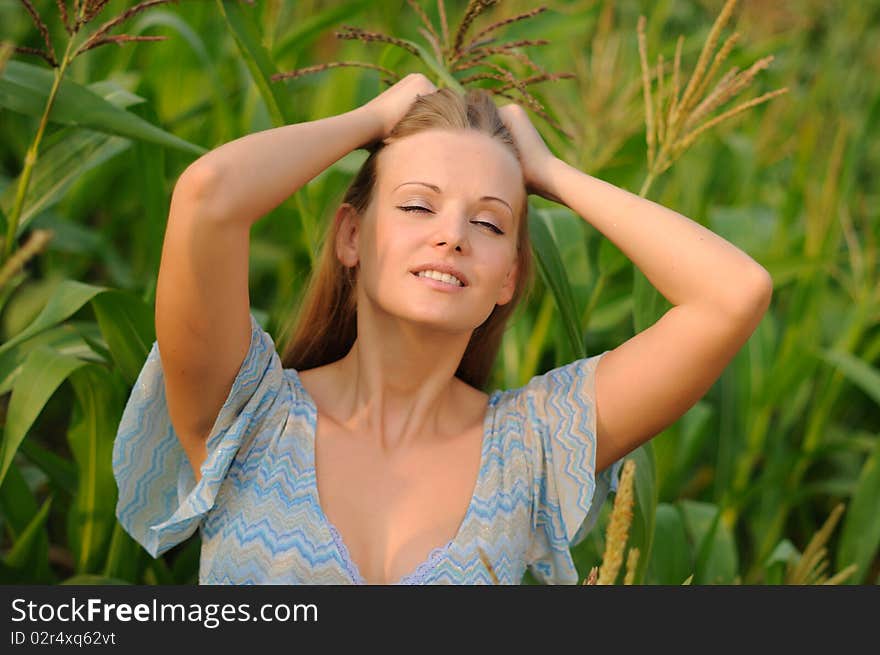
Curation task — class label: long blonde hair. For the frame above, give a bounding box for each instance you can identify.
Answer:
[279,87,535,391]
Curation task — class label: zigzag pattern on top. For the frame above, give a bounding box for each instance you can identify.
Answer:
[112,312,623,584]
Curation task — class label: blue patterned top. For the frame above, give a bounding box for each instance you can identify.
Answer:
[113,312,623,584]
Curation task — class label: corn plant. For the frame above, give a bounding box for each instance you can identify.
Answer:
[0,0,875,586]
[0,0,203,583]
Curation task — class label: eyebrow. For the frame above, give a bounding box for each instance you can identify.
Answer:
[393,181,514,217]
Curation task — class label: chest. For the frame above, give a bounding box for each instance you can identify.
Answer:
[313,415,485,585]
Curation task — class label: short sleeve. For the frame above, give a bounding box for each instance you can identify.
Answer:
[517,350,625,584]
[112,312,288,558]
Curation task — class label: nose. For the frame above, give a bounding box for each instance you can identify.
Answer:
[433,211,468,251]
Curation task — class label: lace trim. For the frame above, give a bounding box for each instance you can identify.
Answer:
[396,540,453,584]
[326,520,451,585]
[326,522,364,584]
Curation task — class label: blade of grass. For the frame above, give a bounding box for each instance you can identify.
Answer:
[216,0,291,127]
[0,61,205,155]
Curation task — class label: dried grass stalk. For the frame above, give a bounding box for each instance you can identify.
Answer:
[55,0,72,35]
[637,16,655,169]
[690,31,740,112]
[656,54,666,148]
[335,25,420,57]
[437,0,450,52]
[73,0,179,59]
[418,26,444,63]
[452,0,499,57]
[273,0,573,142]
[464,6,547,53]
[786,503,856,585]
[672,87,789,157]
[9,44,56,67]
[477,546,500,584]
[822,563,858,585]
[19,0,57,66]
[407,0,440,51]
[75,33,167,55]
[271,61,399,83]
[0,229,53,288]
[597,459,636,585]
[583,566,598,585]
[637,0,788,197]
[671,35,683,119]
[673,0,737,127]
[623,547,640,585]
[83,0,113,23]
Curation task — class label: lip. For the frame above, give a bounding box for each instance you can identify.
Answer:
[412,272,466,292]
[409,262,469,287]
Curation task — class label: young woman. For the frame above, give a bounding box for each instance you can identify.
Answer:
[113,74,772,585]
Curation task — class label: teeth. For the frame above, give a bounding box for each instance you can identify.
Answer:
[417,269,463,286]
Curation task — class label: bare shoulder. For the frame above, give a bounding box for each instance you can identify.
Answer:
[450,378,492,427]
[294,363,338,412]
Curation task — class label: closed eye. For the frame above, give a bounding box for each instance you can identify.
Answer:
[397,205,504,235]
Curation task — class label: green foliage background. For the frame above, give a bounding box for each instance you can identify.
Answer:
[0,0,877,585]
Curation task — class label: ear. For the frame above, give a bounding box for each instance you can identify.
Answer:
[335,203,360,267]
[497,258,519,306]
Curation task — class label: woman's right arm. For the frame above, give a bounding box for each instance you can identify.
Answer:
[155,106,381,479]
[156,75,437,479]
[183,106,382,229]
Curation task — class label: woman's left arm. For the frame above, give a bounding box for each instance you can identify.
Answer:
[541,155,772,315]
[500,103,773,473]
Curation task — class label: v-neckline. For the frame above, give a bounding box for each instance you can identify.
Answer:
[289,368,501,585]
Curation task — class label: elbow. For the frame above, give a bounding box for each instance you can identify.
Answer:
[172,163,228,222]
[176,162,223,198]
[728,267,773,322]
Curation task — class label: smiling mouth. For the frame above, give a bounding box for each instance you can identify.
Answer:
[411,271,467,290]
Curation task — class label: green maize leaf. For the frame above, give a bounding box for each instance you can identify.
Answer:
[274,0,373,61]
[632,267,670,333]
[681,500,739,584]
[763,538,799,585]
[91,291,155,387]
[130,103,168,304]
[146,557,177,586]
[837,435,880,584]
[0,346,86,490]
[0,133,130,236]
[0,279,108,356]
[395,37,463,93]
[626,442,658,584]
[653,401,713,499]
[0,78,143,234]
[715,340,754,501]
[60,574,131,585]
[818,347,880,406]
[648,503,693,584]
[131,11,235,140]
[171,538,202,584]
[0,458,40,538]
[0,61,205,155]
[19,438,78,497]
[217,0,290,127]
[529,206,585,359]
[66,364,125,574]
[0,322,106,395]
[1,494,53,584]
[0,270,26,315]
[103,521,146,583]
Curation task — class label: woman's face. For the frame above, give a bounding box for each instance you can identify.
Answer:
[341,127,525,334]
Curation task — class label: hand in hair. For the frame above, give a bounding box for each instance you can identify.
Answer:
[363,73,438,141]
[498,103,560,204]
